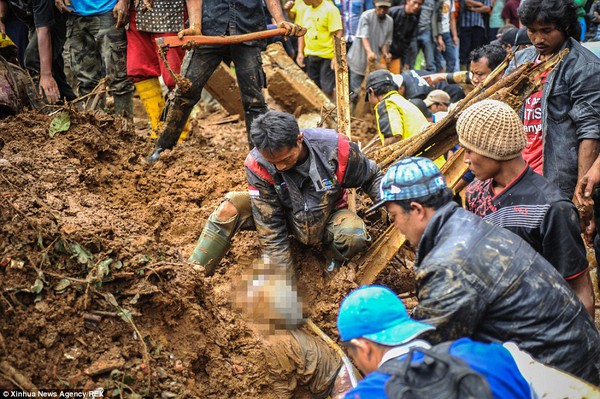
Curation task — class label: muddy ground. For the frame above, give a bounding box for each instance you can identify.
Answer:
[0,104,415,398]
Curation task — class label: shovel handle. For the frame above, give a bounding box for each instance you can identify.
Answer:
[156,27,291,48]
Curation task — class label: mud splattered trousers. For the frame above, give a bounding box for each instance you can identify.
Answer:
[66,12,134,99]
[156,43,268,150]
[193,191,371,268]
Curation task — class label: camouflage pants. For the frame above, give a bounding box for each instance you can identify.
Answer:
[66,12,134,97]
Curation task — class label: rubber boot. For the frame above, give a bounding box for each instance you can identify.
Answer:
[189,213,238,275]
[113,91,134,120]
[178,118,191,142]
[135,78,165,139]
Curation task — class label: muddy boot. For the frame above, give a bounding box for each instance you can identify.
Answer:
[189,192,253,275]
[147,98,191,163]
[113,92,134,120]
[189,213,234,275]
[135,78,165,138]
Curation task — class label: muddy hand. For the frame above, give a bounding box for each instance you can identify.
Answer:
[55,0,73,13]
[278,21,306,37]
[113,0,129,28]
[178,24,202,39]
[39,74,60,104]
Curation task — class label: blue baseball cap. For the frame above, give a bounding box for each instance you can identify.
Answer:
[337,285,434,345]
[367,157,447,213]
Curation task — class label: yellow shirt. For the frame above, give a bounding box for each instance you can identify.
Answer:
[300,0,342,59]
[374,91,445,167]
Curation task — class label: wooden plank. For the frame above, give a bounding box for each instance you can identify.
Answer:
[357,150,468,285]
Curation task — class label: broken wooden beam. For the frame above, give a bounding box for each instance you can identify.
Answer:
[357,149,469,285]
[204,62,245,120]
[262,43,336,126]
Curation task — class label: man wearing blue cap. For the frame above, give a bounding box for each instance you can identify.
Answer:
[337,285,532,398]
[366,157,600,384]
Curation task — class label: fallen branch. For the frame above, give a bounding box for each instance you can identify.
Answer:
[0,361,38,392]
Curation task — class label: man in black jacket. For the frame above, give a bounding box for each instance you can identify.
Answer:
[388,0,424,72]
[189,111,383,275]
[368,156,600,384]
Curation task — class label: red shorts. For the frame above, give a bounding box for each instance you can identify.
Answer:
[126,10,185,90]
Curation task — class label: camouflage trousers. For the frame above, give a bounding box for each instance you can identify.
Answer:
[66,12,134,97]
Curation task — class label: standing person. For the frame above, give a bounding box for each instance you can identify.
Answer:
[501,0,520,27]
[416,0,442,72]
[334,0,375,46]
[367,156,600,384]
[55,0,135,117]
[189,111,383,274]
[458,0,492,69]
[126,0,188,139]
[460,99,595,318]
[387,0,424,73]
[506,0,600,201]
[488,0,505,39]
[147,0,304,163]
[346,0,393,103]
[296,0,343,100]
[434,0,458,72]
[8,0,76,103]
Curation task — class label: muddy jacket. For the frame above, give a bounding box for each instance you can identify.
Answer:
[245,129,382,269]
[506,38,600,199]
[412,202,600,384]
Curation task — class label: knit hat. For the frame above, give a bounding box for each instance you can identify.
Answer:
[456,99,527,161]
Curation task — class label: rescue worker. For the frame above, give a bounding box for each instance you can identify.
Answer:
[55,0,135,117]
[147,0,305,163]
[126,0,189,139]
[367,156,600,384]
[365,70,428,147]
[337,285,533,398]
[460,100,595,318]
[189,110,383,275]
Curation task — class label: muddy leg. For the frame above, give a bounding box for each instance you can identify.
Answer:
[231,44,268,149]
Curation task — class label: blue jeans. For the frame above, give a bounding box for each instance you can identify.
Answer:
[435,32,458,73]
[416,30,439,72]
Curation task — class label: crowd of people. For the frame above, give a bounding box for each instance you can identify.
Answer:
[2,0,600,397]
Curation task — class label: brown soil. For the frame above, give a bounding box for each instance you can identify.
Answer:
[0,107,404,398]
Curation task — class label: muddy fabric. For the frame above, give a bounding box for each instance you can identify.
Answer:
[0,56,31,116]
[412,201,600,384]
[323,208,371,261]
[156,43,267,150]
[263,329,341,399]
[67,12,134,97]
[245,129,382,270]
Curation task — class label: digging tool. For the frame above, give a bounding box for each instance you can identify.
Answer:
[155,27,296,50]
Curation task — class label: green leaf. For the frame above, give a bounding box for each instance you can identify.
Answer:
[113,261,123,270]
[97,259,113,280]
[105,293,119,307]
[30,278,44,294]
[119,309,132,323]
[128,293,140,305]
[70,242,93,265]
[54,279,71,292]
[48,112,70,137]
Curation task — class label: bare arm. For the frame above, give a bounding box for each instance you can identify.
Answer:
[578,139,600,190]
[36,26,60,103]
[361,37,376,61]
[568,272,595,320]
[179,0,202,37]
[0,0,6,35]
[266,0,304,35]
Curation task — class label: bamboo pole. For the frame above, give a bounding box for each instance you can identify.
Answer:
[334,36,357,212]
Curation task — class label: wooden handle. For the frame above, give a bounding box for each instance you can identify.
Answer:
[156,28,290,48]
